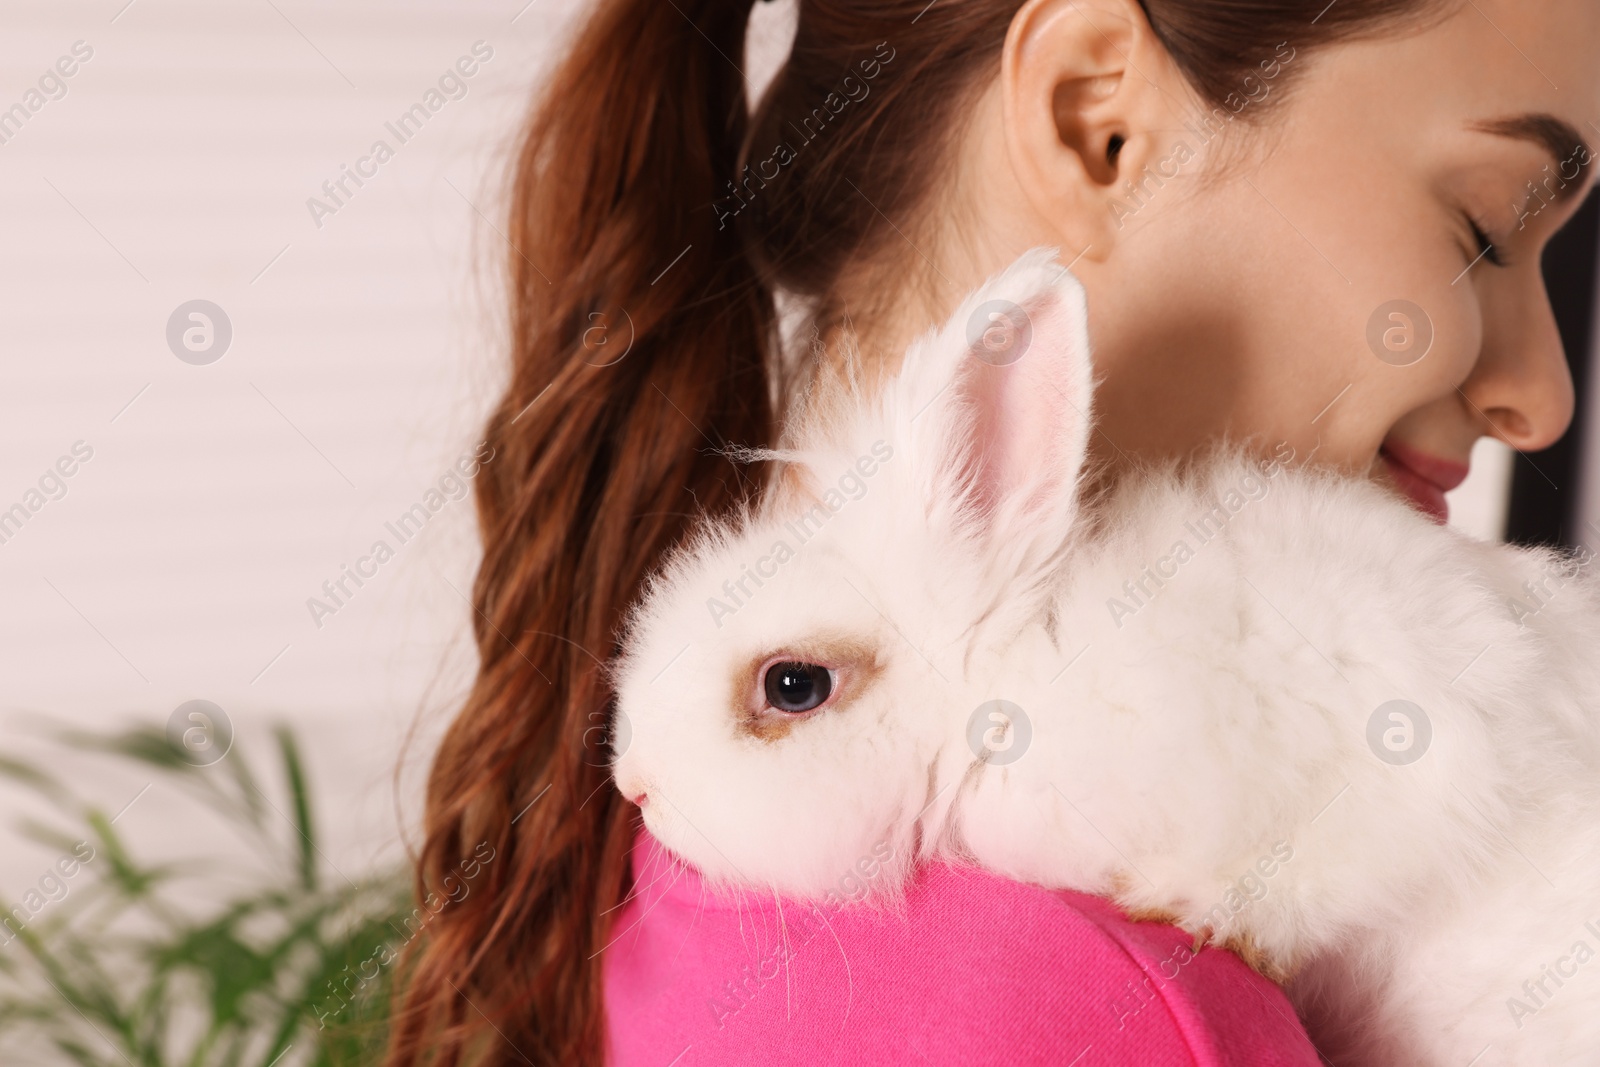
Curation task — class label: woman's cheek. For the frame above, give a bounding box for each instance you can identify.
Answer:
[1419,279,1488,391]
[1350,295,1481,459]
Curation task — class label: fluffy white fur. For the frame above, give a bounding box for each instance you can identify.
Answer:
[610,247,1600,1065]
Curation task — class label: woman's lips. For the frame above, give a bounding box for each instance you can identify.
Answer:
[1379,439,1470,525]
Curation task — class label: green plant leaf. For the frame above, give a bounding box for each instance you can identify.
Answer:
[0,721,412,1067]
[274,726,317,893]
[0,754,70,805]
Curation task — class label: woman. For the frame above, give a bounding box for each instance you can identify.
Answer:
[386,0,1600,1063]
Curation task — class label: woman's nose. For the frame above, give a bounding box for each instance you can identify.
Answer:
[1460,276,1575,452]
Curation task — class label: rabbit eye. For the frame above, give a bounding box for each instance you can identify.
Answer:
[762,662,834,714]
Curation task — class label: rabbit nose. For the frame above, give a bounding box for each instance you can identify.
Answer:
[616,776,648,807]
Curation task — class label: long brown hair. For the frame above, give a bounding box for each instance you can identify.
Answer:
[386,1,1440,1063]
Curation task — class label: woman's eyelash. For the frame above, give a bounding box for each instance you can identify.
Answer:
[1468,216,1506,268]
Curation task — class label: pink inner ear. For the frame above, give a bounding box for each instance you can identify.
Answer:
[955,291,1090,525]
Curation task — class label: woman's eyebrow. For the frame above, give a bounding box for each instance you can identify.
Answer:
[1469,112,1595,206]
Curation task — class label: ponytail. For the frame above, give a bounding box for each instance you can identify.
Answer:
[386,1,774,1063]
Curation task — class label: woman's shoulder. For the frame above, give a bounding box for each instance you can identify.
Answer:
[603,831,1322,1066]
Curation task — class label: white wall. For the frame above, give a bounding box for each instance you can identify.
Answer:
[0,0,587,892]
[1449,437,1514,542]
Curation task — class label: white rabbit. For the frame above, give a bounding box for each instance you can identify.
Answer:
[610,248,1600,1066]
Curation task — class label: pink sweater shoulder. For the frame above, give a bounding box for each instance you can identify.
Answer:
[603,830,1322,1066]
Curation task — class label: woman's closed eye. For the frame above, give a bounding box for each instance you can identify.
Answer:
[1466,214,1507,268]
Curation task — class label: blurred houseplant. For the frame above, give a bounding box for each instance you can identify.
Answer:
[0,722,414,1067]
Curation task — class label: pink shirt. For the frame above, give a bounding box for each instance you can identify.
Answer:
[604,830,1323,1065]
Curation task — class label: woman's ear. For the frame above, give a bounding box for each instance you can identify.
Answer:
[1001,0,1184,259]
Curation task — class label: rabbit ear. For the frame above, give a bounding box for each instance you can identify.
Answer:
[896,247,1095,575]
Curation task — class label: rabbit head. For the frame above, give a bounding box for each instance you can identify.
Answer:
[611,247,1097,900]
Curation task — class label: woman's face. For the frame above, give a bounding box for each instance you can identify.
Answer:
[1059,0,1600,522]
